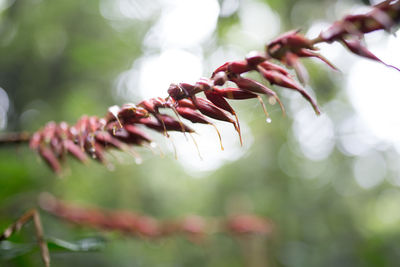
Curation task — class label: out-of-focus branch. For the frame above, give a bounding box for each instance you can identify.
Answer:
[0,132,31,145]
[0,209,50,267]
[39,193,273,241]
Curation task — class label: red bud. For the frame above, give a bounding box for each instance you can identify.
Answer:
[95,132,125,150]
[245,51,267,66]
[30,131,42,150]
[257,65,303,91]
[193,98,235,124]
[227,60,252,75]
[139,116,194,133]
[124,125,152,143]
[259,60,289,75]
[177,99,197,109]
[39,146,62,174]
[341,38,400,71]
[212,87,258,100]
[175,107,210,124]
[64,139,88,163]
[204,90,235,115]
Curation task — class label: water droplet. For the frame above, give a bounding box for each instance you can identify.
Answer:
[150,142,157,148]
[89,147,96,154]
[266,117,272,123]
[135,158,143,165]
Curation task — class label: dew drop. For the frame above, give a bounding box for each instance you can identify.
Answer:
[266,117,272,123]
[150,142,157,148]
[135,157,143,165]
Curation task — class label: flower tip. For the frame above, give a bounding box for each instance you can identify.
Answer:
[386,63,400,72]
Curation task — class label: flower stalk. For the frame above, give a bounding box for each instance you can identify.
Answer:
[0,0,398,173]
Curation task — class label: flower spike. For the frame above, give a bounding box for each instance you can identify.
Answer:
[23,0,399,173]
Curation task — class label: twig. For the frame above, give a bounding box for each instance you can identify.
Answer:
[0,209,50,267]
[0,132,31,145]
[39,193,273,241]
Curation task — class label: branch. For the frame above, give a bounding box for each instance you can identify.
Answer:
[4,0,400,173]
[0,209,50,267]
[0,132,31,145]
[39,193,273,241]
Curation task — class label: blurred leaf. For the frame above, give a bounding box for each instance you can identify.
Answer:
[0,236,106,261]
[0,241,35,260]
[46,236,107,252]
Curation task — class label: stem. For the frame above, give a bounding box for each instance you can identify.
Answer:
[0,132,31,145]
[0,209,50,267]
[310,36,324,45]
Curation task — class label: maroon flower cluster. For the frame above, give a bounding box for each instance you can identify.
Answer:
[29,0,400,173]
[319,0,400,65]
[39,193,272,241]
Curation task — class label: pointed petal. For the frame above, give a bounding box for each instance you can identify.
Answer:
[341,38,400,71]
[64,140,88,163]
[284,52,309,85]
[204,90,235,115]
[39,146,62,174]
[297,49,339,71]
[257,65,303,90]
[212,87,258,100]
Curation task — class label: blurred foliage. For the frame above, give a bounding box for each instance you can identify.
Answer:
[0,237,106,260]
[1,0,400,267]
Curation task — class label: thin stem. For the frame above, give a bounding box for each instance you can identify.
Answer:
[0,209,50,267]
[0,132,31,145]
